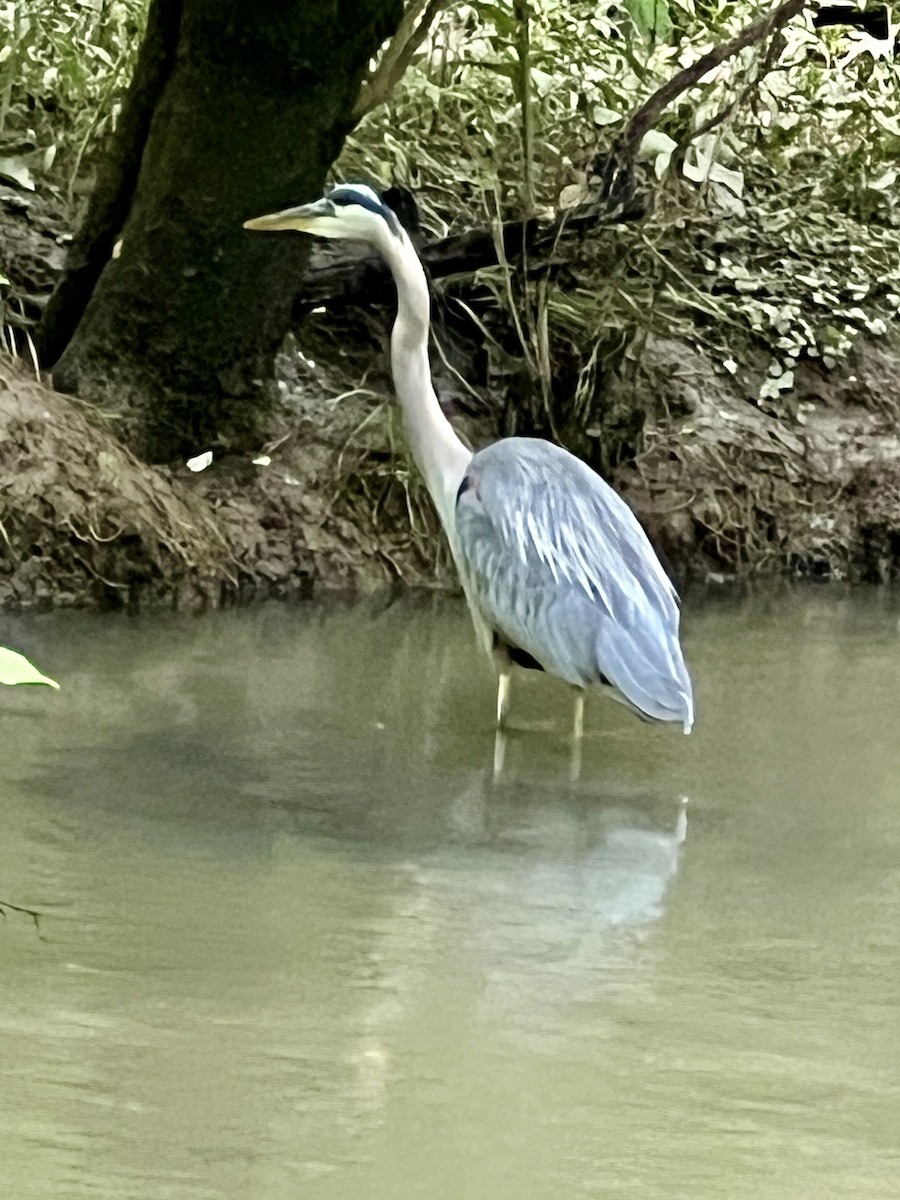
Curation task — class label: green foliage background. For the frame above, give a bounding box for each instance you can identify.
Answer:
[0,0,146,197]
[341,0,900,451]
[2,0,899,456]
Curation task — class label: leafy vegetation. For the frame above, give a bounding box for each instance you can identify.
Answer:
[0,0,146,353]
[2,0,899,582]
[3,0,897,423]
[340,0,900,448]
[0,0,145,197]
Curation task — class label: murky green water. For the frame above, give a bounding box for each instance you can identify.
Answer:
[1,588,899,1199]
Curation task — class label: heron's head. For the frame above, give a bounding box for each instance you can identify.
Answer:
[243,184,401,246]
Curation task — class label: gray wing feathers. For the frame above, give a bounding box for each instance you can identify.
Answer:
[453,438,693,731]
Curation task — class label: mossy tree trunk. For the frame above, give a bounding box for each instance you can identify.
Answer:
[42,0,402,463]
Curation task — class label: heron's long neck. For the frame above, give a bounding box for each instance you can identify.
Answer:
[381,231,471,530]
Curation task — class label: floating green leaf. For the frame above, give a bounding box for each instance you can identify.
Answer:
[0,648,60,689]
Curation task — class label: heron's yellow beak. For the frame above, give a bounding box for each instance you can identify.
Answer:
[243,198,331,233]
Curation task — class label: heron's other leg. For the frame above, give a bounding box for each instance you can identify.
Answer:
[492,643,514,730]
[569,738,582,783]
[572,690,585,742]
[675,796,689,846]
[568,689,585,783]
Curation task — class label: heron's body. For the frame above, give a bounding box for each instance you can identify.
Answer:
[453,438,692,728]
[245,185,694,737]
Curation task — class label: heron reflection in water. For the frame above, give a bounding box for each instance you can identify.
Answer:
[245,187,694,760]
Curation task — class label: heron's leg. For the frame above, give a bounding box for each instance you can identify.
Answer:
[491,646,512,777]
[493,727,508,779]
[496,669,512,729]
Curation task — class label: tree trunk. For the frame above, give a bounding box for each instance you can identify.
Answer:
[45,0,402,462]
[37,0,182,371]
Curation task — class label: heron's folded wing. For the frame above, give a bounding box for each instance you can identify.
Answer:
[453,438,692,726]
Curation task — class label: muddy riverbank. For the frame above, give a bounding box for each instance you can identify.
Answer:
[4,189,900,611]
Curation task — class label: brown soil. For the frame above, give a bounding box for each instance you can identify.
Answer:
[613,334,900,584]
[0,350,447,611]
[5,325,900,613]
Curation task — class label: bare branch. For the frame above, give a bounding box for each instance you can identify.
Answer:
[617,0,813,162]
[354,0,452,119]
[302,0,819,307]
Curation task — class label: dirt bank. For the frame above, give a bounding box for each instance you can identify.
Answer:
[4,188,900,610]
[613,333,900,584]
[0,352,435,611]
[3,323,900,613]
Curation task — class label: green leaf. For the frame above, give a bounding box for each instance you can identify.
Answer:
[867,168,897,191]
[683,150,744,196]
[0,648,60,689]
[624,0,672,43]
[638,130,677,159]
[531,68,555,98]
[638,129,677,177]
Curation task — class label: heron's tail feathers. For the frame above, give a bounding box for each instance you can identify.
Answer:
[594,618,694,734]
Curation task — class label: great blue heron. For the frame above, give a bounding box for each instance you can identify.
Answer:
[245,185,694,743]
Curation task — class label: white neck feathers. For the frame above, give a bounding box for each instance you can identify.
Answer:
[380,229,472,531]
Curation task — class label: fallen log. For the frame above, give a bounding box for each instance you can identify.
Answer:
[294,199,641,311]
